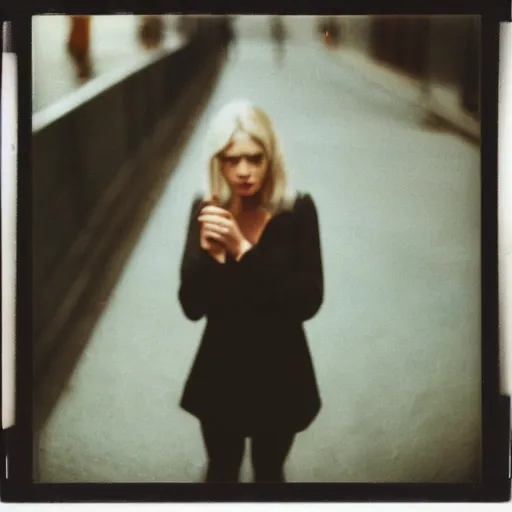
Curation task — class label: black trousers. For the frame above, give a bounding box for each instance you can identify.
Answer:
[200,422,295,483]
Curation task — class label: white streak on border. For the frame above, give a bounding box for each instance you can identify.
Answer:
[1,40,18,428]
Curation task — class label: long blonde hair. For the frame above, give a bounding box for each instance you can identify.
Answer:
[203,99,296,213]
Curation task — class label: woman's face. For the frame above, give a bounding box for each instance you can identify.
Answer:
[218,135,269,199]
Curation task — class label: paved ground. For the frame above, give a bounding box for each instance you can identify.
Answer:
[34,17,481,483]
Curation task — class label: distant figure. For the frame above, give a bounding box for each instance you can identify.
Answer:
[138,16,165,50]
[67,16,92,80]
[270,16,286,65]
[320,17,341,48]
[176,15,198,40]
[221,16,236,61]
[178,99,324,483]
[222,16,235,44]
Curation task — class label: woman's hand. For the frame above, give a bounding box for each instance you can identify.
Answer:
[198,205,253,261]
[199,217,226,264]
[198,196,226,263]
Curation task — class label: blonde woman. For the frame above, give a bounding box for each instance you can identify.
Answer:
[178,99,324,482]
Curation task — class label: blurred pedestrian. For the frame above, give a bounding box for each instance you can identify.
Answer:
[177,15,199,40]
[220,16,236,62]
[318,17,328,42]
[67,15,92,80]
[321,17,341,48]
[270,16,286,65]
[178,99,324,483]
[138,15,165,50]
[222,16,235,44]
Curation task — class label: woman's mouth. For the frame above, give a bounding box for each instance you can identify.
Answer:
[237,183,254,191]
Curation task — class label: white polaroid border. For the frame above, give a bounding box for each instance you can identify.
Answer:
[499,21,512,397]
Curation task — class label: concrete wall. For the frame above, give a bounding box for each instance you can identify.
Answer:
[32,19,228,378]
[427,17,479,98]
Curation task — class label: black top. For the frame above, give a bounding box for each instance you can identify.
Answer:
[178,192,324,434]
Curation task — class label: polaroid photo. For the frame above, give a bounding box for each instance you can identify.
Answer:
[1,3,510,503]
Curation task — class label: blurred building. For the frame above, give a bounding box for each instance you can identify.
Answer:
[338,15,480,137]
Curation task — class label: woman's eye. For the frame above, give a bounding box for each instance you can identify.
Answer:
[223,157,240,166]
[247,154,264,165]
[221,154,264,166]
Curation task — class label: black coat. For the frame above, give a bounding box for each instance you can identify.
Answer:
[178,192,323,434]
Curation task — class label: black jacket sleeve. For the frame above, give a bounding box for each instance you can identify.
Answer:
[178,196,227,321]
[233,193,324,322]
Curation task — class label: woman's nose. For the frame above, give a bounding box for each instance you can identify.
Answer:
[236,160,250,177]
